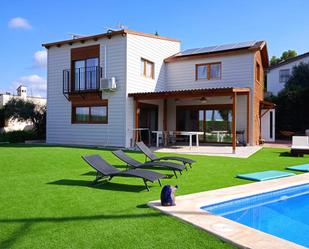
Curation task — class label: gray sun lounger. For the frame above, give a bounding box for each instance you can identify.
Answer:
[82,155,165,191]
[136,141,196,168]
[112,150,186,178]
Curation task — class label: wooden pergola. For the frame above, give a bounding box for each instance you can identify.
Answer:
[128,87,251,153]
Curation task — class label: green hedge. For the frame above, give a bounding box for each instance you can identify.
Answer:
[0,130,39,143]
[0,109,4,128]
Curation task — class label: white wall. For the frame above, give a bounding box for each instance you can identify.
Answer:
[267,55,309,95]
[125,34,180,147]
[166,53,255,90]
[47,35,127,147]
[261,109,275,142]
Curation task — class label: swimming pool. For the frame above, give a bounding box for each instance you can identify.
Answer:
[201,183,309,248]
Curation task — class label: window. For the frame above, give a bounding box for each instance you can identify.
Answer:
[256,62,261,82]
[196,62,221,80]
[74,57,99,90]
[279,69,290,83]
[141,58,154,79]
[72,104,108,124]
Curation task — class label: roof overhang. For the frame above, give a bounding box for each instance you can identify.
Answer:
[128,87,250,100]
[260,100,276,109]
[42,29,180,49]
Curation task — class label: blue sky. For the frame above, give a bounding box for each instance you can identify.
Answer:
[1,0,309,97]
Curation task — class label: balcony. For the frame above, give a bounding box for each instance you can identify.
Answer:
[63,66,102,94]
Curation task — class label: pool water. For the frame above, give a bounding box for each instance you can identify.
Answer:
[201,183,309,248]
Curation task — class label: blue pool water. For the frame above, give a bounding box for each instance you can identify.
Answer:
[201,184,309,248]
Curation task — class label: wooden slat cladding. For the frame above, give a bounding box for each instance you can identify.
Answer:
[253,50,265,145]
[71,45,100,61]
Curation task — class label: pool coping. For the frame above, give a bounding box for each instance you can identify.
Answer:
[148,173,309,249]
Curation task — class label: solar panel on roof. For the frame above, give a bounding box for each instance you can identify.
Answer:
[177,41,257,57]
[194,46,218,54]
[179,48,200,56]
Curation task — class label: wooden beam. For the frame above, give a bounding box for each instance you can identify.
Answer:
[129,88,250,100]
[135,100,140,143]
[232,92,237,153]
[163,99,167,131]
[246,92,250,144]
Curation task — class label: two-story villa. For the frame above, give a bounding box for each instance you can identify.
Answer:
[43,29,273,151]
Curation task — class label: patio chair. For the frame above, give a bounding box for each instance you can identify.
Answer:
[112,150,185,178]
[291,136,309,157]
[136,141,196,168]
[82,155,165,191]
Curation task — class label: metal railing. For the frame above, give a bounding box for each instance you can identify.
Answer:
[63,66,102,94]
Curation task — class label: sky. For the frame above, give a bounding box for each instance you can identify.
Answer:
[1,0,309,97]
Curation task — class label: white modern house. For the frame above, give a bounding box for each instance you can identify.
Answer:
[267,52,309,96]
[43,29,274,150]
[0,85,46,132]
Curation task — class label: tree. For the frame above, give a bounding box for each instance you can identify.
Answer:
[271,62,309,133]
[269,50,297,66]
[270,56,281,66]
[4,98,46,137]
[281,50,297,61]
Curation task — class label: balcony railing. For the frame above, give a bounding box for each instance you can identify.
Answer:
[63,66,102,94]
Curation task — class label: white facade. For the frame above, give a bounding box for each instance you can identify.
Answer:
[261,109,275,142]
[44,30,270,147]
[267,53,309,95]
[0,86,46,132]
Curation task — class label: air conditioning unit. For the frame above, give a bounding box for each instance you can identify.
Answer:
[100,77,117,92]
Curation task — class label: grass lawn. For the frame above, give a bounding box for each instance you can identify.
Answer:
[0,144,309,249]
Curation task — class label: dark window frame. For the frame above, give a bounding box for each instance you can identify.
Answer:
[72,102,108,124]
[279,69,290,83]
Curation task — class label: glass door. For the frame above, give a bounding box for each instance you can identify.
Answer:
[205,109,232,143]
[74,60,86,90]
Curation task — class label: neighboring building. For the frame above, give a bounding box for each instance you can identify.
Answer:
[267,52,309,96]
[0,85,46,132]
[43,29,274,149]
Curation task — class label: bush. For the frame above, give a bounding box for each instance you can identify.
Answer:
[0,109,4,128]
[0,130,39,143]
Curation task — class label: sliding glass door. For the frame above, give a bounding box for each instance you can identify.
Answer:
[176,106,232,143]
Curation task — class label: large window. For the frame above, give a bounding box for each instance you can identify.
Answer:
[279,69,290,83]
[74,57,99,90]
[176,105,232,143]
[196,62,221,80]
[72,104,108,124]
[141,58,154,79]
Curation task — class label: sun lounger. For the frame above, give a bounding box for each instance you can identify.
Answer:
[112,150,185,178]
[136,141,196,168]
[82,155,165,191]
[290,136,309,157]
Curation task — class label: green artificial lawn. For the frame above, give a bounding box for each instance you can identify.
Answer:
[0,144,308,249]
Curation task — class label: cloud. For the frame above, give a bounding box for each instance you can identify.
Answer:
[11,75,47,98]
[33,50,47,68]
[8,17,32,29]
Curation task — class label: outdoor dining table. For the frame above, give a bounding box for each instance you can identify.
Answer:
[211,130,228,142]
[152,131,204,148]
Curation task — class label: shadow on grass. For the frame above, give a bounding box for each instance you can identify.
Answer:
[48,179,150,192]
[279,152,295,157]
[81,170,175,179]
[0,223,32,249]
[0,212,163,248]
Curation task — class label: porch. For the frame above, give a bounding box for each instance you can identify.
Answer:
[129,87,252,153]
[152,144,261,158]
